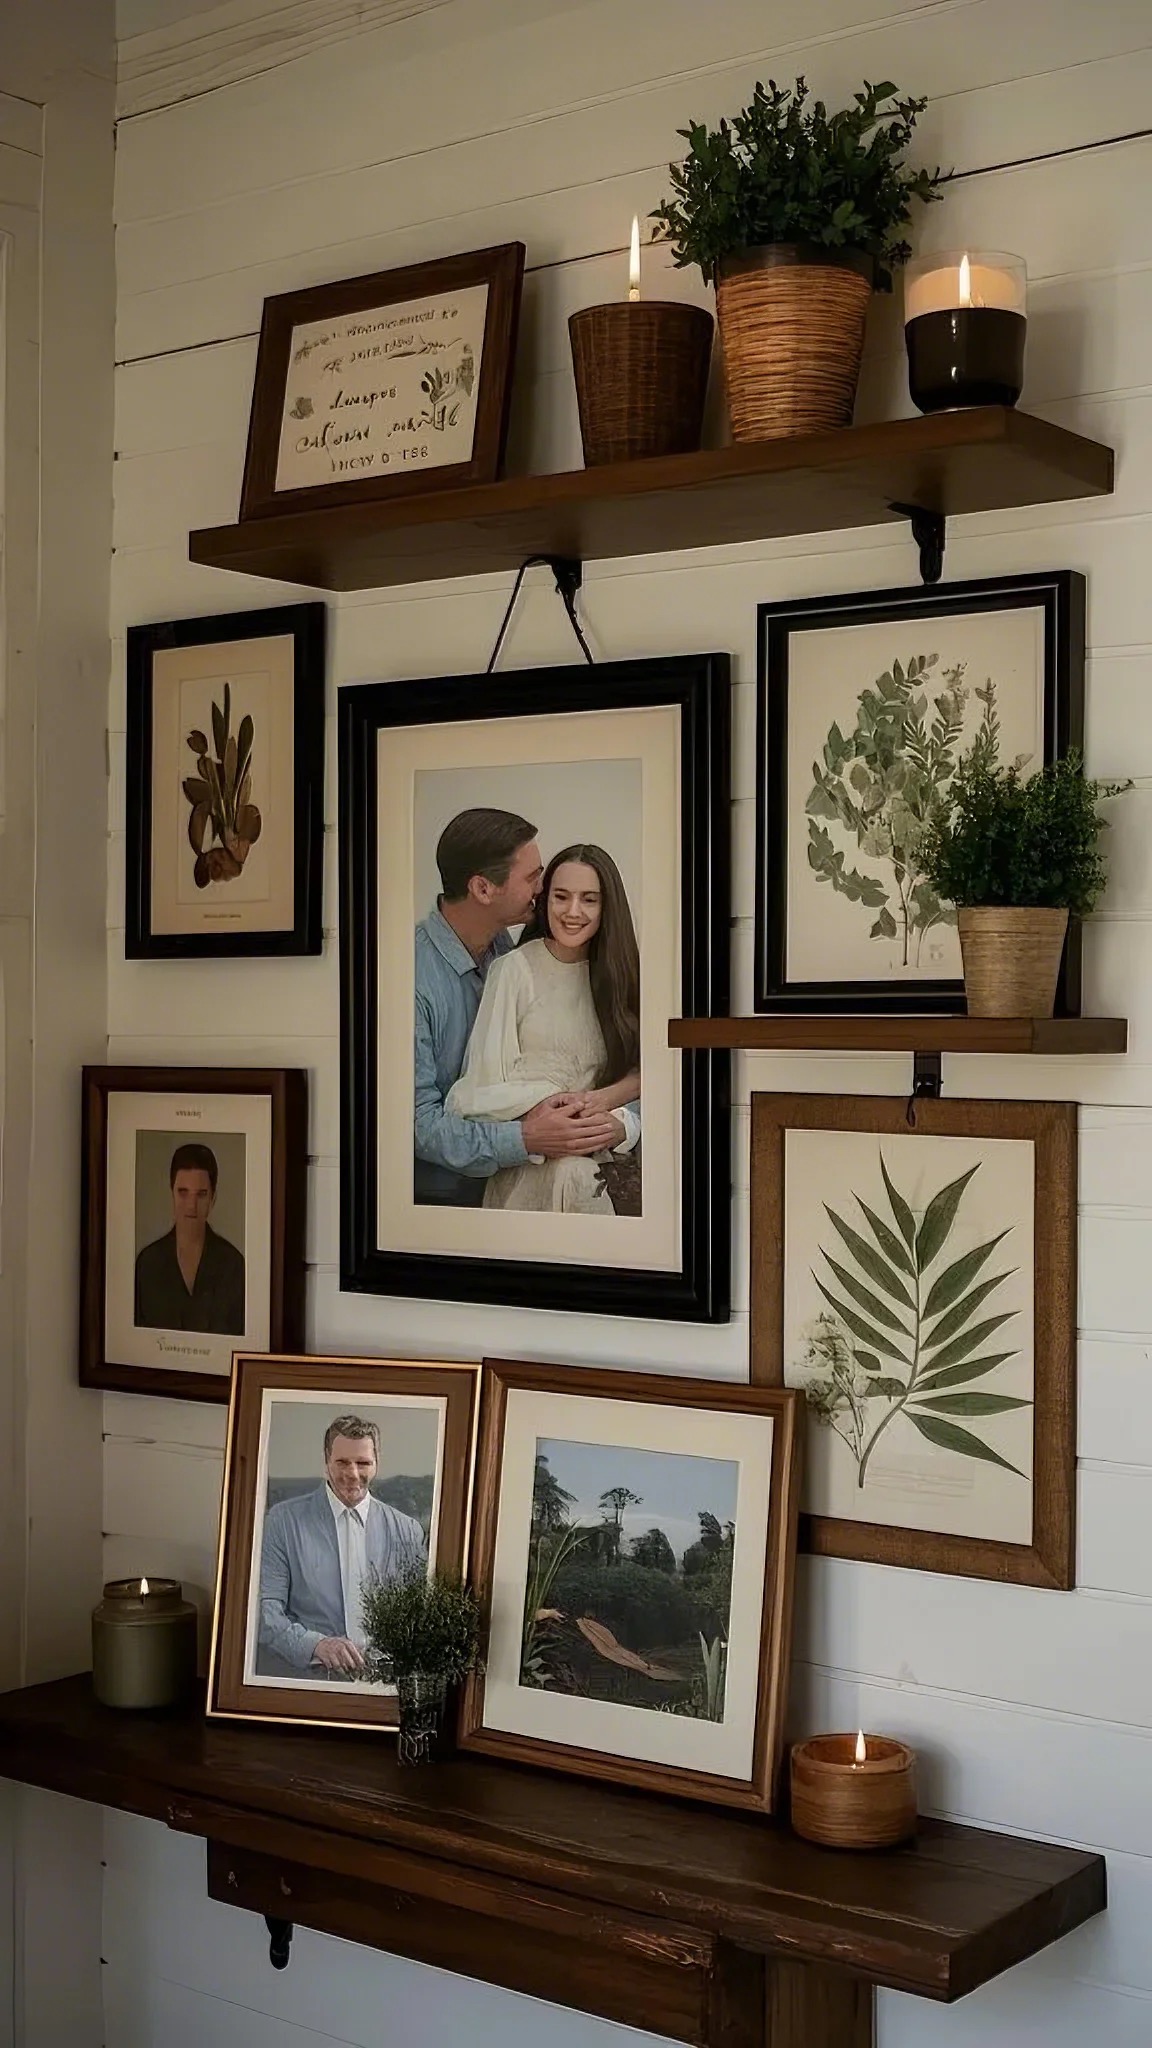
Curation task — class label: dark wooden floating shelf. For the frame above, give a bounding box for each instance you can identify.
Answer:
[189,408,1114,592]
[669,1016,1129,1055]
[0,1676,1105,2048]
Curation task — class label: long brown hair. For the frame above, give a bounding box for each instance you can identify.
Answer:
[520,845,640,1085]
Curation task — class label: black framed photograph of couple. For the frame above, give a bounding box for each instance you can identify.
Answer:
[80,1066,308,1402]
[340,653,731,1321]
[208,1352,480,1731]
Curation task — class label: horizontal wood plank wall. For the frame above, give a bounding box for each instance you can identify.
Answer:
[106,1,1152,2042]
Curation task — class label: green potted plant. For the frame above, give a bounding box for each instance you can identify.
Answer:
[361,1567,483,1764]
[651,76,943,441]
[919,749,1129,1017]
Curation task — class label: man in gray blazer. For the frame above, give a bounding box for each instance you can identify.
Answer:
[256,1412,427,1680]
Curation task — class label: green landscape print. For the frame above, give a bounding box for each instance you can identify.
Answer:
[522,1438,738,1720]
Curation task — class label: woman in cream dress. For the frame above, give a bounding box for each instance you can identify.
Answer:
[445,844,640,1213]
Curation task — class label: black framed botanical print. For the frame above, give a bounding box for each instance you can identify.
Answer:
[126,603,326,958]
[340,654,731,1321]
[755,571,1085,1014]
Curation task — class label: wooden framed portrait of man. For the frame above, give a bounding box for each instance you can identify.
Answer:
[339,653,731,1322]
[209,1353,480,1731]
[80,1067,308,1402]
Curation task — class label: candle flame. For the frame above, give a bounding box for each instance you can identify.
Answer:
[958,252,972,307]
[139,1576,150,1596]
[855,1729,867,1764]
[628,216,641,300]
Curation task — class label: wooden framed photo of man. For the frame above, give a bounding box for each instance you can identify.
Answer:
[125,603,326,958]
[460,1359,801,1810]
[339,653,731,1322]
[750,1093,1077,1588]
[80,1067,308,1402]
[755,570,1085,1013]
[239,243,525,520]
[209,1353,480,1731]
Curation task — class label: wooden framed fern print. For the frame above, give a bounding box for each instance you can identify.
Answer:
[750,1093,1077,1588]
[126,604,326,958]
[755,571,1084,1013]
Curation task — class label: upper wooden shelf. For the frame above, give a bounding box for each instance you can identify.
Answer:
[669,1016,1129,1055]
[188,408,1114,592]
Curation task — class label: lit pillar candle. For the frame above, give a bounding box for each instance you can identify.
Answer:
[904,248,1027,413]
[92,1575,198,1711]
[628,216,641,301]
[790,1729,918,1848]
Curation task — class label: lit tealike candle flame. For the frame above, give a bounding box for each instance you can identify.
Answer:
[855,1729,867,1765]
[958,251,973,307]
[628,216,641,301]
[139,1576,150,1596]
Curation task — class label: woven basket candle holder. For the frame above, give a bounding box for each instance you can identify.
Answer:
[790,1733,918,1850]
[568,302,713,468]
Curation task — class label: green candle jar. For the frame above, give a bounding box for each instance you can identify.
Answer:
[92,1577,198,1710]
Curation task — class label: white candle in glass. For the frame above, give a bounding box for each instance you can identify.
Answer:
[905,250,1026,322]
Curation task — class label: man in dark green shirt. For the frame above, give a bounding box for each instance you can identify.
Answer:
[134,1142,246,1336]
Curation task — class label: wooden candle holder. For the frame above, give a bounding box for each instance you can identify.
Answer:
[568,302,713,467]
[790,1733,917,1850]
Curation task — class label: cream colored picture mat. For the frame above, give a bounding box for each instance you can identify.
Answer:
[242,1386,448,1693]
[377,704,683,1269]
[783,1127,1035,1544]
[275,283,489,491]
[105,1091,273,1378]
[785,605,1045,985]
[483,1389,774,1780]
[150,637,296,938]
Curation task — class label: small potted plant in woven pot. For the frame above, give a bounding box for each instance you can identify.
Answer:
[651,77,943,440]
[919,749,1129,1018]
[362,1567,482,1765]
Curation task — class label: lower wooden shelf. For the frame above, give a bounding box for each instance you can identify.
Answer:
[0,1676,1104,2048]
[669,1016,1128,1055]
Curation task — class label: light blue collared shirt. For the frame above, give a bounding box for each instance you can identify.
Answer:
[413,906,529,1204]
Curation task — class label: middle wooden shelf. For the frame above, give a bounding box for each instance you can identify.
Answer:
[668,1016,1129,1055]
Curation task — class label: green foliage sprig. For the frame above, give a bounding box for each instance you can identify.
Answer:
[360,1568,482,1682]
[651,77,944,288]
[919,750,1130,914]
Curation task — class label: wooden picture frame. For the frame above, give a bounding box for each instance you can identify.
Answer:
[80,1066,308,1403]
[208,1352,481,1731]
[750,1092,1077,1588]
[125,603,326,959]
[240,243,525,520]
[460,1359,801,1811]
[755,570,1085,1014]
[339,653,731,1322]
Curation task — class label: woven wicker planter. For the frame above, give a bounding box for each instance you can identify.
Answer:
[715,244,873,441]
[957,906,1070,1018]
[569,302,714,466]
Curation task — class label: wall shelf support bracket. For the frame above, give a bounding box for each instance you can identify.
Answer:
[890,502,946,584]
[912,1050,943,1098]
[265,1916,294,1970]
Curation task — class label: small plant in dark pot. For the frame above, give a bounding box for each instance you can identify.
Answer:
[362,1568,482,1764]
[652,77,943,440]
[919,750,1130,1018]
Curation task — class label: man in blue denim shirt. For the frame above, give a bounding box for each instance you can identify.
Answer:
[414,807,626,1205]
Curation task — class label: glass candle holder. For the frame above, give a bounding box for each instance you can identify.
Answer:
[904,249,1027,413]
[92,1576,198,1710]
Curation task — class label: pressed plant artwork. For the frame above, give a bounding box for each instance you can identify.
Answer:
[519,1440,737,1721]
[183,680,262,889]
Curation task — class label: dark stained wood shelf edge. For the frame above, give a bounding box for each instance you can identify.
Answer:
[669,1016,1129,1055]
[188,408,1114,592]
[0,1675,1104,2029]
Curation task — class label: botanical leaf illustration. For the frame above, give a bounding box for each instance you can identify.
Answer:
[794,1149,1029,1489]
[183,685,261,889]
[805,656,1003,967]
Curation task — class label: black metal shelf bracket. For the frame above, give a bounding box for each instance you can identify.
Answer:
[907,1049,943,1124]
[265,1916,294,1970]
[890,502,946,585]
[486,555,591,671]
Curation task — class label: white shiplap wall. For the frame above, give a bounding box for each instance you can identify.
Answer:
[106,2,1152,2043]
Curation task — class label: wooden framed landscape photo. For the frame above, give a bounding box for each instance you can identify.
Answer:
[80,1067,307,1403]
[340,653,731,1322]
[755,570,1085,1013]
[209,1353,481,1732]
[460,1360,801,1810]
[240,243,525,519]
[750,1093,1077,1588]
[126,604,326,958]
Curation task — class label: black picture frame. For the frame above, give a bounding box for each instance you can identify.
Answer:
[755,571,1085,1014]
[340,654,731,1322]
[125,602,327,959]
